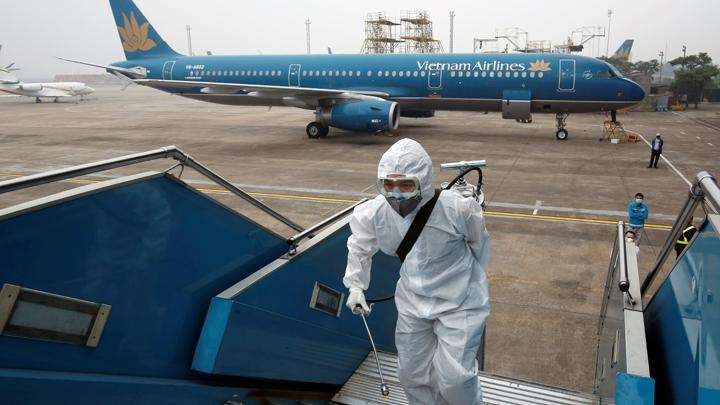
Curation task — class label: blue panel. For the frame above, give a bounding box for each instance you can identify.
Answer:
[615,373,654,404]
[193,223,400,385]
[502,89,531,100]
[644,219,720,403]
[0,367,251,405]
[0,174,286,380]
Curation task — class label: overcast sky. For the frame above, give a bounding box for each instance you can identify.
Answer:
[2,0,718,81]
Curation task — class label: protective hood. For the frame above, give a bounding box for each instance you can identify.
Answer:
[377,138,435,209]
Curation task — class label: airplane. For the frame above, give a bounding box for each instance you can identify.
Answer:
[61,0,645,140]
[0,67,95,103]
[613,40,634,61]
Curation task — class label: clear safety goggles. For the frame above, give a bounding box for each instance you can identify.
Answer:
[376,175,420,199]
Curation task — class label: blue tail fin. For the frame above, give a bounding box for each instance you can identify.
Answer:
[109,0,180,60]
[613,39,634,60]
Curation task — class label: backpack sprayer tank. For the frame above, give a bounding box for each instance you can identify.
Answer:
[440,160,487,208]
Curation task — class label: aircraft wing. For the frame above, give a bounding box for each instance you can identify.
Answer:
[134,79,390,100]
[57,57,147,79]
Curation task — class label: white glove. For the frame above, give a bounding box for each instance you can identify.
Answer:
[346,287,371,315]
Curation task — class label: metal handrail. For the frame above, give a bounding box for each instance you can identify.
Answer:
[597,231,619,334]
[0,146,304,232]
[640,171,718,295]
[617,222,629,293]
[286,198,368,252]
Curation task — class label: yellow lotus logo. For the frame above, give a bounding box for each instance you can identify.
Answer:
[529,60,551,72]
[118,11,157,52]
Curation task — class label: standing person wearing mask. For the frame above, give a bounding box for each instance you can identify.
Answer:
[627,193,649,244]
[343,138,491,405]
[648,134,664,168]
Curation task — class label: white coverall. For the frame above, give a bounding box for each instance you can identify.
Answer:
[343,138,491,405]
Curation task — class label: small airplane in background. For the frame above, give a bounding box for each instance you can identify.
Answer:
[0,44,95,103]
[0,67,95,103]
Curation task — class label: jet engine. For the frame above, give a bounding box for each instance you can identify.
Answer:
[319,99,399,132]
[19,84,42,92]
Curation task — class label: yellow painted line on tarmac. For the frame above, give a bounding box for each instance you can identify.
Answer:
[484,210,672,230]
[0,171,673,229]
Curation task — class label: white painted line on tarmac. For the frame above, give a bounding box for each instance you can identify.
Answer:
[633,131,693,187]
[696,136,701,140]
[680,130,687,135]
[532,200,542,215]
[709,143,715,147]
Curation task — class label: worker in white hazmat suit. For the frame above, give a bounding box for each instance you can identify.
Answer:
[343,138,491,404]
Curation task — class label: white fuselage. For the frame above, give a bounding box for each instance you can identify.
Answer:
[0,81,94,98]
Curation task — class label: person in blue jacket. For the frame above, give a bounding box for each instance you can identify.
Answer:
[627,192,649,244]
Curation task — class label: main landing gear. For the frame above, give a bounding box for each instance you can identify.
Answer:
[555,112,569,140]
[35,97,42,103]
[306,122,329,139]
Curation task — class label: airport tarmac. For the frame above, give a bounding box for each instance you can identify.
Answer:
[1,85,718,392]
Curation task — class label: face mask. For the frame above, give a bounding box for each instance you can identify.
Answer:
[635,198,643,204]
[386,195,421,217]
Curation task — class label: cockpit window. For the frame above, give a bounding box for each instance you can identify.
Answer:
[597,63,623,79]
[606,62,623,77]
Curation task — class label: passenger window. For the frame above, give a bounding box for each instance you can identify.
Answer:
[489,72,495,77]
[391,71,397,77]
[341,71,346,76]
[420,71,426,77]
[399,71,404,77]
[367,71,372,76]
[348,71,353,77]
[322,70,327,76]
[529,72,535,78]
[377,71,383,76]
[413,71,418,77]
[384,70,390,76]
[450,71,456,77]
[356,71,361,76]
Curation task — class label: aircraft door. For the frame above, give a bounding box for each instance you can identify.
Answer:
[428,69,442,90]
[558,59,575,91]
[162,61,175,80]
[502,89,532,120]
[288,64,301,87]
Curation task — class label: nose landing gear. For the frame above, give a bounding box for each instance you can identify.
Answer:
[555,113,569,140]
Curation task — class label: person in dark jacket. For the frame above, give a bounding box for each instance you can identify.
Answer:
[675,217,697,258]
[648,134,663,168]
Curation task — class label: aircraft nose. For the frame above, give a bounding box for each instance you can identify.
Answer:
[626,79,645,102]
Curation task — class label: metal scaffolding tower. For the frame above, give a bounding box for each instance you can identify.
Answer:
[361,12,403,54]
[400,10,443,53]
[523,40,552,53]
[494,27,528,52]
